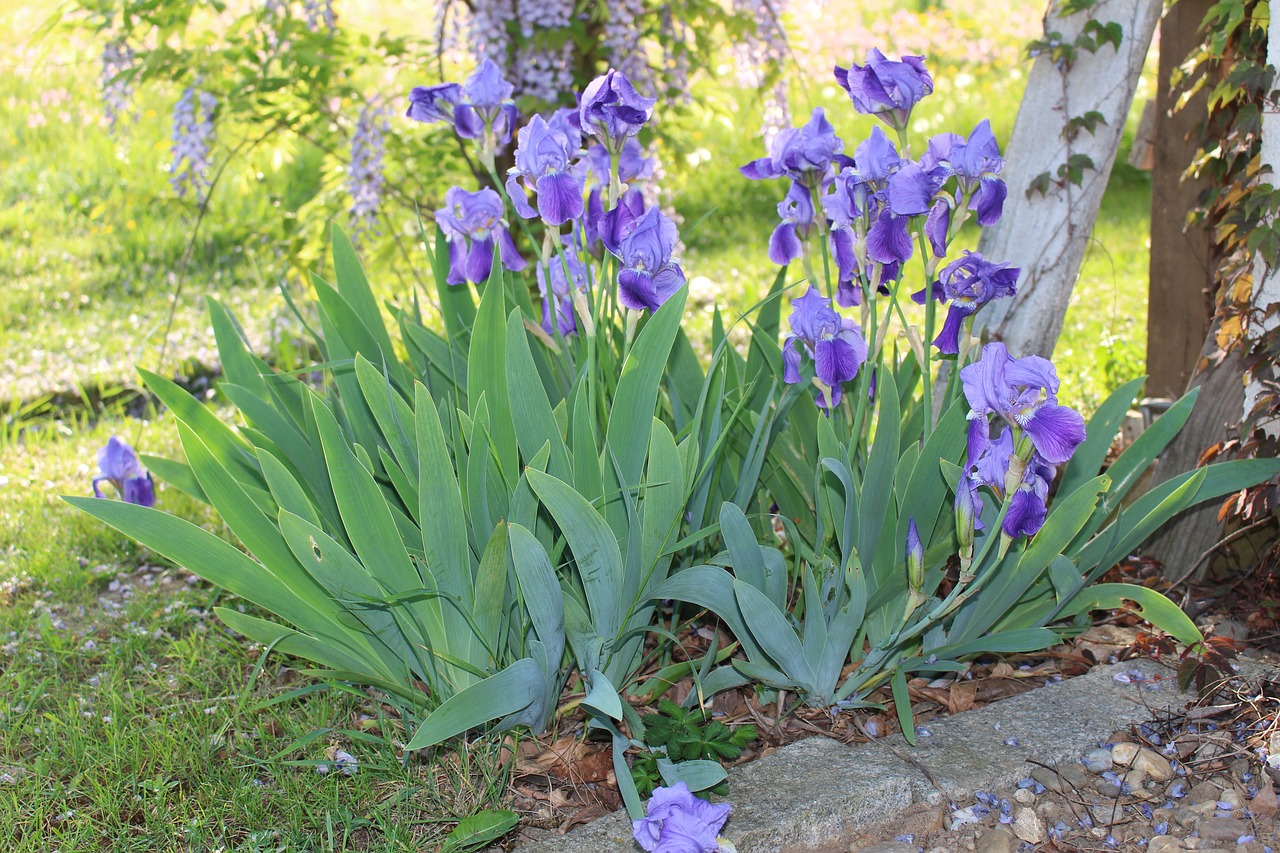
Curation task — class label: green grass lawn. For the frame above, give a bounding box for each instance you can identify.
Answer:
[0,419,511,851]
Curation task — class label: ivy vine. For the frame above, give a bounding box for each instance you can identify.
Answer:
[1023,0,1124,198]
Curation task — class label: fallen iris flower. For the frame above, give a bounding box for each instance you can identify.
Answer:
[631,782,733,853]
[93,436,155,507]
[434,186,526,286]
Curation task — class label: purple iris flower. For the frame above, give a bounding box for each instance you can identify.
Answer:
[93,436,155,507]
[610,204,686,312]
[407,59,518,146]
[631,782,731,853]
[599,189,647,256]
[952,119,1007,225]
[912,251,1020,355]
[434,186,527,286]
[921,120,1008,226]
[769,181,817,266]
[740,107,845,188]
[454,58,518,143]
[405,82,462,125]
[537,234,589,336]
[835,48,934,131]
[866,159,947,265]
[822,182,863,306]
[960,343,1087,465]
[506,114,585,227]
[579,69,656,153]
[962,423,1055,538]
[782,287,869,409]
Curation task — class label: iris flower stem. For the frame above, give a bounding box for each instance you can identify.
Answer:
[837,493,1016,704]
[913,221,937,442]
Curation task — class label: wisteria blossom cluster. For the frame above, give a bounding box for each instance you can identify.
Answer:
[348,101,389,241]
[99,36,135,132]
[409,61,685,324]
[170,86,217,202]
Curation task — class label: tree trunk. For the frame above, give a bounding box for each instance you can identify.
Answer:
[1143,336,1244,577]
[974,0,1161,358]
[1147,4,1280,578]
[1145,0,1217,401]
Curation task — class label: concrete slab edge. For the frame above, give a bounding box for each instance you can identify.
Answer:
[514,658,1273,853]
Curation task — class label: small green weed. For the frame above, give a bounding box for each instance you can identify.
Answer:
[630,700,757,798]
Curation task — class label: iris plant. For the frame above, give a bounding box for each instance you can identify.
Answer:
[93,437,155,507]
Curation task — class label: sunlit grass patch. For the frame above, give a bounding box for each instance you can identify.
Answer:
[0,418,513,851]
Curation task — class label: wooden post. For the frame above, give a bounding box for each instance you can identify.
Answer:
[1145,0,1217,401]
[974,0,1161,358]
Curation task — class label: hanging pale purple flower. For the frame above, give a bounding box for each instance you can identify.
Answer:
[468,0,514,72]
[100,37,136,132]
[732,0,791,142]
[632,782,733,853]
[170,86,217,202]
[835,48,934,132]
[602,0,651,90]
[782,286,869,409]
[93,437,155,507]
[506,114,584,227]
[348,101,388,240]
[960,343,1086,465]
[302,0,337,32]
[435,186,526,286]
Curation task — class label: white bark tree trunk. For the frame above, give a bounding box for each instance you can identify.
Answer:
[1244,11,1280,437]
[974,0,1161,358]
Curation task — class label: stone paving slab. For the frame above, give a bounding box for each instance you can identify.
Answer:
[515,658,1272,853]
